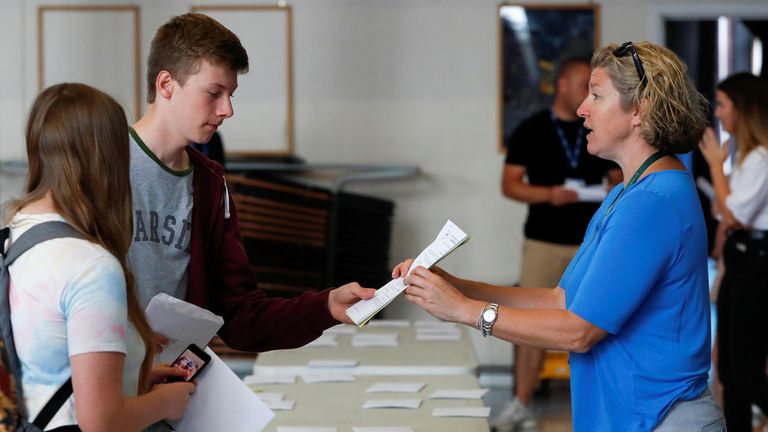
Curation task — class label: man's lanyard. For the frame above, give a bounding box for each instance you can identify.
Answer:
[597,149,670,233]
[550,109,584,170]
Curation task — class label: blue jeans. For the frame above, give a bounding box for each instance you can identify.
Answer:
[655,389,726,431]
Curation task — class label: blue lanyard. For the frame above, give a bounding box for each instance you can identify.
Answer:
[550,109,584,170]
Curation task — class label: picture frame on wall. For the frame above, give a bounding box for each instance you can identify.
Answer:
[191,4,295,158]
[497,3,600,152]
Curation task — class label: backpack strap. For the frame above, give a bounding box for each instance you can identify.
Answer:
[0,221,84,429]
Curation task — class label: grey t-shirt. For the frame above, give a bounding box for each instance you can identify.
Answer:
[128,129,193,307]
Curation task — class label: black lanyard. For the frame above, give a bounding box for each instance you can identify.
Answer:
[595,149,670,234]
[550,109,584,170]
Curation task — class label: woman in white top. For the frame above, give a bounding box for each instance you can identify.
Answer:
[700,72,768,431]
[5,83,194,431]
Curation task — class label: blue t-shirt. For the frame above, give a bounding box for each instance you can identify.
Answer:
[561,170,711,432]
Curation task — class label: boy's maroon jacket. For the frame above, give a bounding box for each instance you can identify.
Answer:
[184,147,338,352]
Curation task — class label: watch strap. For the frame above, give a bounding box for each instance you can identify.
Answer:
[480,303,499,337]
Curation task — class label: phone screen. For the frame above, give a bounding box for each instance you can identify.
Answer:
[164,344,210,383]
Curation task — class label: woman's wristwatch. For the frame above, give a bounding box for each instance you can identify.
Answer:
[477,303,499,337]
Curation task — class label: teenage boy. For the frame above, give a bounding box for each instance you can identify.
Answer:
[130,13,374,352]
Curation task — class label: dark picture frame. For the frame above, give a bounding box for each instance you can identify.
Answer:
[497,3,600,152]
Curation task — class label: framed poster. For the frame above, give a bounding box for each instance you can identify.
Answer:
[497,4,600,152]
[37,5,141,121]
[191,4,294,157]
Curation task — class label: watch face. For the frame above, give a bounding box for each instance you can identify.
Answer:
[483,308,497,322]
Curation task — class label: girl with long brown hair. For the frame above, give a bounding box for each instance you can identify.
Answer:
[700,72,768,431]
[5,83,193,431]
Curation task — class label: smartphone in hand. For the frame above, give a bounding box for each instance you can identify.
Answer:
[162,344,211,383]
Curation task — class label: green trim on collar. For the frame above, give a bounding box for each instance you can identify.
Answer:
[129,127,193,177]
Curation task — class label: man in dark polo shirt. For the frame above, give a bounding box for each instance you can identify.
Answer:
[495,58,621,431]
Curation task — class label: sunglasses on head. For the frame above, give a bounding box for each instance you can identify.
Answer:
[613,41,647,87]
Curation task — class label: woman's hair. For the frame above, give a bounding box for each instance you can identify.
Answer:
[591,42,708,153]
[716,72,768,164]
[7,83,155,392]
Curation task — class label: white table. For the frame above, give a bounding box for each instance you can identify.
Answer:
[253,374,490,432]
[251,324,479,376]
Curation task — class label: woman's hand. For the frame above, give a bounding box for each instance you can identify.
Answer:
[152,332,170,354]
[391,259,414,279]
[392,259,450,282]
[403,266,482,325]
[150,363,189,385]
[151,381,196,421]
[699,127,729,167]
[549,185,579,206]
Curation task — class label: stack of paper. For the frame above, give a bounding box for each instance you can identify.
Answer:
[365,319,411,328]
[323,324,358,335]
[365,382,426,393]
[253,392,295,410]
[301,374,356,383]
[352,428,414,432]
[427,389,488,399]
[415,321,461,341]
[431,407,491,417]
[346,220,470,326]
[351,333,399,347]
[362,399,422,409]
[244,375,296,385]
[277,428,337,432]
[305,334,339,347]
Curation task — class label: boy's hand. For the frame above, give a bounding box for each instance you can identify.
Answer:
[328,282,376,323]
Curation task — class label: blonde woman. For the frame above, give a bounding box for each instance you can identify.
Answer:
[700,72,768,431]
[395,42,725,431]
[6,83,193,431]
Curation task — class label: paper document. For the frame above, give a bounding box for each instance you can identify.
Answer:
[277,428,337,432]
[307,359,358,368]
[365,382,426,393]
[431,407,491,417]
[168,348,274,432]
[428,389,488,399]
[351,333,399,347]
[301,373,356,383]
[144,293,224,364]
[264,400,295,410]
[346,220,469,326]
[365,319,411,328]
[305,334,338,347]
[362,399,422,409]
[416,332,461,342]
[254,392,285,402]
[353,428,415,432]
[414,321,458,329]
[563,179,608,203]
[244,375,296,385]
[323,324,357,335]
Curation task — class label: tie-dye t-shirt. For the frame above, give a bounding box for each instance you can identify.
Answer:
[8,213,145,429]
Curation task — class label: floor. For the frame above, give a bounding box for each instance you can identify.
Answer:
[482,372,572,432]
[483,376,768,432]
